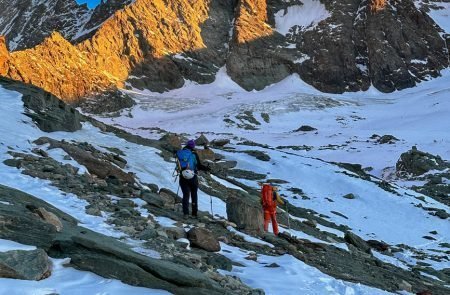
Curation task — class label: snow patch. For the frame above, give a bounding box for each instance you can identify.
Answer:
[274,1,331,35]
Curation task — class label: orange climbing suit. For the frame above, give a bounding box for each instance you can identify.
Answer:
[261,184,284,235]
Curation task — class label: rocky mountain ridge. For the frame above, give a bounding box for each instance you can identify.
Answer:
[0,0,133,51]
[0,0,449,103]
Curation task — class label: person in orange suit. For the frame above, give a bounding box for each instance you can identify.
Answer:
[261,184,284,235]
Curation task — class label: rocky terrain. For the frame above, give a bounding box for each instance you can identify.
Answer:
[0,0,448,103]
[0,1,449,294]
[1,75,449,294]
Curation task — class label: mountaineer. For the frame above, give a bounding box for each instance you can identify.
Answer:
[176,139,209,219]
[261,183,284,235]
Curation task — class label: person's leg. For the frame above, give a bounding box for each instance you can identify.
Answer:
[179,178,191,216]
[190,176,199,217]
[263,211,271,232]
[271,212,279,235]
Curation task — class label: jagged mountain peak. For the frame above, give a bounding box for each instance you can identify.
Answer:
[0,0,449,102]
[0,0,133,51]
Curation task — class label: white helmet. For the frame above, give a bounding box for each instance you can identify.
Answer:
[181,169,195,179]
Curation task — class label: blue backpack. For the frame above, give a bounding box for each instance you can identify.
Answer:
[176,149,197,170]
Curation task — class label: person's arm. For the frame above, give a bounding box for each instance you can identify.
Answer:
[275,192,284,205]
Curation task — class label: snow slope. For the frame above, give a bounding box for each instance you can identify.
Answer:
[0,82,417,294]
[100,67,450,272]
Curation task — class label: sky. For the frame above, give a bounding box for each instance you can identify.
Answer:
[77,0,101,9]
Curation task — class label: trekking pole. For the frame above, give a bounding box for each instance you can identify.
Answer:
[210,195,214,220]
[286,202,291,232]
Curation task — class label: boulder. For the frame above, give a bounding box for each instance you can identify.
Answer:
[164,227,187,240]
[344,232,371,254]
[343,193,357,200]
[396,146,449,176]
[117,199,136,208]
[195,134,210,147]
[187,228,221,252]
[35,207,63,232]
[143,195,165,209]
[210,139,230,147]
[226,196,263,233]
[377,135,398,144]
[294,125,317,132]
[367,240,389,252]
[159,188,181,202]
[141,191,174,209]
[206,253,232,271]
[159,134,182,153]
[158,189,181,208]
[195,148,216,162]
[434,209,449,220]
[0,249,51,281]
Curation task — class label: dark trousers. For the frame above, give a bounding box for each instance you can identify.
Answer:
[180,175,198,216]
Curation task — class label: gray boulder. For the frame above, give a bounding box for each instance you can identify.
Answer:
[0,249,51,281]
[210,139,230,147]
[141,191,166,208]
[344,232,371,254]
[195,134,210,147]
[226,196,263,233]
[163,227,187,240]
[187,228,221,252]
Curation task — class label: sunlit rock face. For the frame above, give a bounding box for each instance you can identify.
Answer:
[0,0,448,102]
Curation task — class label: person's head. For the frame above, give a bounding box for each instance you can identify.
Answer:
[186,139,196,149]
[272,186,279,191]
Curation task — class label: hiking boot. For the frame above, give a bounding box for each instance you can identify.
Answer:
[183,214,189,220]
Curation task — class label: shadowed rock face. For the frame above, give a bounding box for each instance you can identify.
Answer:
[0,77,82,132]
[0,0,448,103]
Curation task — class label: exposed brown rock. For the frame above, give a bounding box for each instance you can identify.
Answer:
[187,227,221,252]
[35,207,63,232]
[0,36,9,76]
[370,0,387,12]
[2,0,221,102]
